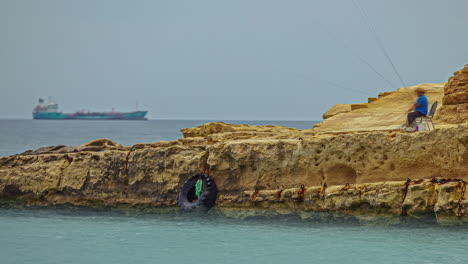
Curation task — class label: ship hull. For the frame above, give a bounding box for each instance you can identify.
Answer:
[33,111,148,120]
[32,112,68,120]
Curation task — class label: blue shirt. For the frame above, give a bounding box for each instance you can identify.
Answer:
[415,95,428,115]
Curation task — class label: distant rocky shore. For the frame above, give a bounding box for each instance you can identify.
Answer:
[1,65,467,224]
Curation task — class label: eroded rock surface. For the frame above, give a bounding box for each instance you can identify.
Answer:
[313,83,445,133]
[437,65,468,124]
[322,104,352,119]
[218,179,467,223]
[181,122,299,138]
[1,66,468,224]
[1,122,467,222]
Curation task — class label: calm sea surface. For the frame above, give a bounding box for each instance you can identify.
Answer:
[0,119,467,264]
[0,208,466,264]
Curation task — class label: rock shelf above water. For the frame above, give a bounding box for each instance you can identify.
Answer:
[1,65,468,224]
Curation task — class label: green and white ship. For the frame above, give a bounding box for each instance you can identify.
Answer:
[32,98,148,120]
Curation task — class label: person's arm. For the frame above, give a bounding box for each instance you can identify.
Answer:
[408,104,418,112]
[408,98,422,112]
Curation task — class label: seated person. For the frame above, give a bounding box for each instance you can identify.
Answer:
[406,88,428,127]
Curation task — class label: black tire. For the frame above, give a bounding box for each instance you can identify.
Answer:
[177,173,218,210]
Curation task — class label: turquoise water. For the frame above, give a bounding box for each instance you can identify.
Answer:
[0,208,466,264]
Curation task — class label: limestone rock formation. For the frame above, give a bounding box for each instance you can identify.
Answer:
[322,104,352,119]
[437,65,468,124]
[1,65,468,223]
[21,138,127,155]
[313,83,445,133]
[181,122,299,138]
[218,179,467,223]
[1,122,467,222]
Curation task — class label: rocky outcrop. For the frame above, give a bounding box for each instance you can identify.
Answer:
[218,179,467,224]
[21,138,127,155]
[181,122,299,138]
[1,122,467,222]
[437,65,468,124]
[322,104,352,119]
[1,65,468,224]
[205,125,468,191]
[313,83,445,133]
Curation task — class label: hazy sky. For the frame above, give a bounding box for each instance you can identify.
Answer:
[1,0,467,120]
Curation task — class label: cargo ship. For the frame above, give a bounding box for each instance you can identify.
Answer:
[32,98,148,120]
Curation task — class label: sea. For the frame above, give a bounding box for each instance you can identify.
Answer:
[0,119,467,264]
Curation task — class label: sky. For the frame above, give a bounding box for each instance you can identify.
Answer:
[1,0,467,120]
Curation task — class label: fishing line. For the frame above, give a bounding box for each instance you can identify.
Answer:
[351,0,407,87]
[324,80,372,96]
[312,16,397,90]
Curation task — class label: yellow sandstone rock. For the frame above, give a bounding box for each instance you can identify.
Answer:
[1,123,467,221]
[313,83,445,133]
[437,65,468,124]
[322,104,352,119]
[0,65,467,223]
[181,122,298,138]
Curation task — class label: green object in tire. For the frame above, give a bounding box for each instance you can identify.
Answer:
[195,179,203,199]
